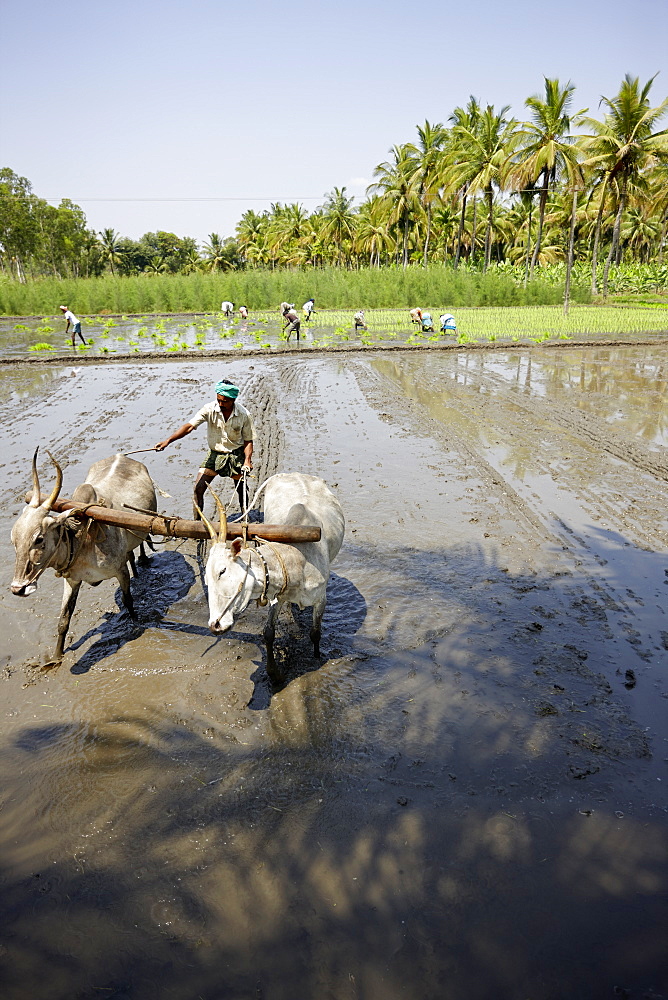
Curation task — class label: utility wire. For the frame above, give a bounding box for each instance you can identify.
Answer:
[44,196,325,203]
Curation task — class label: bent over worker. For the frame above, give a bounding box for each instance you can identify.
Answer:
[155,380,254,518]
[280,302,301,341]
[59,305,87,346]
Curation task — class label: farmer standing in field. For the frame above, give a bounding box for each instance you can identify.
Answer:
[59,305,87,346]
[302,297,315,322]
[155,380,254,518]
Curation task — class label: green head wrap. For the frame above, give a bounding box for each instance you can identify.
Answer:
[216,381,239,398]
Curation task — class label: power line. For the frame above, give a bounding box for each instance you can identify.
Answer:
[44,196,325,203]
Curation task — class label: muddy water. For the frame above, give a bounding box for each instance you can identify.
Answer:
[0,347,667,1000]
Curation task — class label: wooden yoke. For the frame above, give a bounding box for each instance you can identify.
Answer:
[24,493,321,543]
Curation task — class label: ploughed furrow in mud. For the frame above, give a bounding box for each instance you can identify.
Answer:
[240,367,285,486]
[258,358,343,482]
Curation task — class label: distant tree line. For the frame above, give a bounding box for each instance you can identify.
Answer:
[2,75,667,298]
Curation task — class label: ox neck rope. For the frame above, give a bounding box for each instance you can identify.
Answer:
[252,541,289,607]
[52,516,96,577]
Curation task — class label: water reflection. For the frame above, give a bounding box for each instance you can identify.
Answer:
[373,345,668,447]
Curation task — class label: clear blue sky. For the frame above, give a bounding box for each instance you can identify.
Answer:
[1,0,666,245]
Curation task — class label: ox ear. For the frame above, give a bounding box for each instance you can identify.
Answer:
[51,509,82,528]
[230,538,244,559]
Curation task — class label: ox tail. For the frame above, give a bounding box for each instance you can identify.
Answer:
[150,477,171,499]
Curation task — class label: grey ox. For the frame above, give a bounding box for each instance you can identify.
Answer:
[11,450,157,661]
[201,473,345,681]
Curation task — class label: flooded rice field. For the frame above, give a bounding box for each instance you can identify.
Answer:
[2,305,668,359]
[0,344,667,1000]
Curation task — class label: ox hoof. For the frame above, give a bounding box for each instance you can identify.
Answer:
[27,658,61,673]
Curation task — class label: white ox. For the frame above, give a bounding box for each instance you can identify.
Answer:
[202,473,345,681]
[11,450,157,661]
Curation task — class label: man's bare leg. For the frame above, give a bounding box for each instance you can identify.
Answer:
[193,469,217,519]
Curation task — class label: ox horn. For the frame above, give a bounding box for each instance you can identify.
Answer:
[29,447,41,507]
[211,490,228,544]
[195,504,219,543]
[43,450,63,512]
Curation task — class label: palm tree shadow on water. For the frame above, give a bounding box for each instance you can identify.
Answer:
[68,550,200,674]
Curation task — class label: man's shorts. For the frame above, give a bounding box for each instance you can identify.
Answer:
[73,322,82,334]
[200,446,246,478]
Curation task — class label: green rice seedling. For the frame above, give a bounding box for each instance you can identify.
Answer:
[14,323,30,331]
[136,328,146,337]
[155,337,167,346]
[36,324,54,334]
[101,331,109,338]
[261,342,271,349]
[180,341,189,350]
[128,340,138,346]
[167,345,180,352]
[234,342,244,349]
[29,342,55,351]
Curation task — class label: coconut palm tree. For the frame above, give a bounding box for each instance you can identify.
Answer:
[448,105,519,271]
[321,187,357,266]
[580,74,668,295]
[431,204,459,264]
[267,203,309,264]
[98,228,124,275]
[446,97,481,269]
[202,233,227,271]
[648,161,668,261]
[355,197,394,267]
[508,78,585,278]
[368,146,420,268]
[406,120,447,265]
[236,209,267,266]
